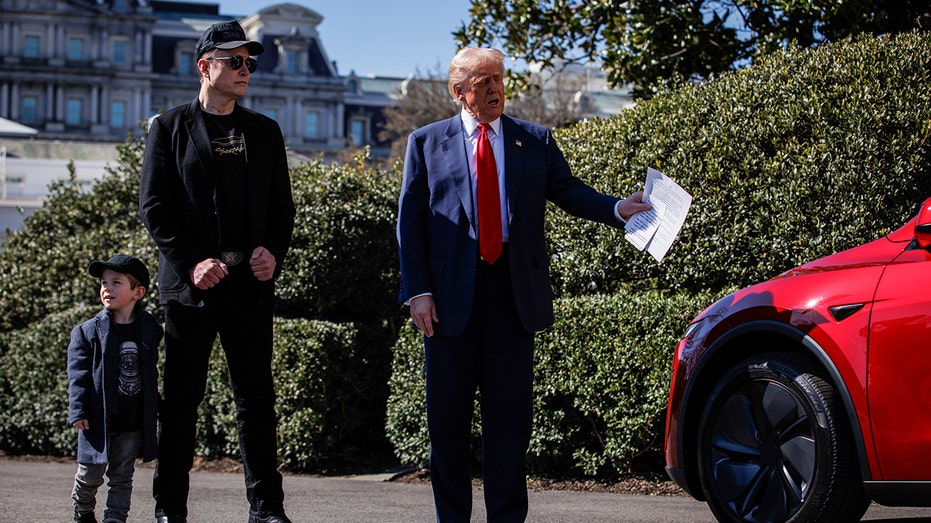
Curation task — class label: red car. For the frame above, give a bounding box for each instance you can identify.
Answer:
[664,197,931,523]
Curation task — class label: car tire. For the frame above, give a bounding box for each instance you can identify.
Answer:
[696,353,870,523]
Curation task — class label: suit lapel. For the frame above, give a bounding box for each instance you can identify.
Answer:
[185,100,217,192]
[95,311,112,356]
[184,100,220,238]
[441,116,476,234]
[502,116,525,223]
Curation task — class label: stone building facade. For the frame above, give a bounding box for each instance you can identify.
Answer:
[0,0,397,156]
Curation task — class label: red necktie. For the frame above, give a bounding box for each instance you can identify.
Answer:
[477,123,502,264]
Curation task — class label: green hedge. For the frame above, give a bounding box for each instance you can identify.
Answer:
[386,290,721,475]
[197,317,391,471]
[384,325,429,467]
[545,32,931,296]
[0,306,98,456]
[276,154,402,326]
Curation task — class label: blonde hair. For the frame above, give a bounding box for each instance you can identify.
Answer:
[125,273,144,290]
[448,48,506,103]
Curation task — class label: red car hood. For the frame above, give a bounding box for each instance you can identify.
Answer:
[778,219,915,279]
[693,219,916,324]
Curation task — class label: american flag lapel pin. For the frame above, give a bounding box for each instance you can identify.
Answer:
[516,140,522,147]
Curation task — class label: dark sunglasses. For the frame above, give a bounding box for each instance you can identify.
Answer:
[208,55,257,73]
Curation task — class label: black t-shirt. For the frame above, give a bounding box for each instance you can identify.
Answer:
[204,110,249,254]
[109,321,143,433]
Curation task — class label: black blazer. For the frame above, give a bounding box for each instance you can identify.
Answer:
[397,114,622,337]
[139,99,296,307]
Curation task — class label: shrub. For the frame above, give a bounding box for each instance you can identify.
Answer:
[546,32,931,297]
[0,305,98,455]
[277,151,403,326]
[197,317,392,471]
[0,134,152,334]
[529,291,720,475]
[384,325,428,467]
[276,318,394,470]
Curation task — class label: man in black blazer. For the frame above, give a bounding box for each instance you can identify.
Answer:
[139,21,295,523]
[397,47,651,522]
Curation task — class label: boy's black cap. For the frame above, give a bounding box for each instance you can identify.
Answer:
[195,20,264,59]
[88,254,150,289]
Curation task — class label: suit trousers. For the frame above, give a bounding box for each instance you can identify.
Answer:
[153,273,284,519]
[424,247,535,523]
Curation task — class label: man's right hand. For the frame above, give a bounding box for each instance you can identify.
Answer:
[409,295,439,337]
[189,258,229,290]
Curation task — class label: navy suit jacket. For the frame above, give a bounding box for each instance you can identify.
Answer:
[139,99,296,307]
[397,114,622,337]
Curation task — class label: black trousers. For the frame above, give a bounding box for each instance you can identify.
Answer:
[424,247,535,523]
[153,275,284,519]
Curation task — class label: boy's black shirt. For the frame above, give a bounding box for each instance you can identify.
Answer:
[109,320,143,433]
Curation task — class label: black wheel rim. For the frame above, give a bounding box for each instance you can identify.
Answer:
[708,378,816,522]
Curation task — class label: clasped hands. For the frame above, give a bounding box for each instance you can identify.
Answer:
[189,246,276,290]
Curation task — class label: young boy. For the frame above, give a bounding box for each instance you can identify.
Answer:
[67,254,163,523]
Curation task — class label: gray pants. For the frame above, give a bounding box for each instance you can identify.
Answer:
[72,431,142,523]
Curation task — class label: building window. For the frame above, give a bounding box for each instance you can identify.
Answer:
[68,38,83,60]
[350,118,366,146]
[21,97,38,122]
[113,41,127,64]
[305,111,318,138]
[2,174,25,198]
[179,52,193,75]
[110,101,126,128]
[23,36,40,58]
[66,99,82,125]
[287,50,299,74]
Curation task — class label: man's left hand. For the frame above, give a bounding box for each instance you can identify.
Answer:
[250,246,276,281]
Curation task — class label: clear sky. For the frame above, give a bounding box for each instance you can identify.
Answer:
[212,0,475,78]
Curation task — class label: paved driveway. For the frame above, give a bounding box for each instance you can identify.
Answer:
[3,459,931,522]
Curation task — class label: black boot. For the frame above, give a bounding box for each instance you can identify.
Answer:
[74,511,98,523]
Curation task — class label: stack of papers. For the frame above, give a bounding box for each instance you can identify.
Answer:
[624,168,692,263]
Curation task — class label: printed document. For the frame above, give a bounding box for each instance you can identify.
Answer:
[624,168,691,263]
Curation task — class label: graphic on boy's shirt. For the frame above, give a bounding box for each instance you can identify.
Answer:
[118,340,141,397]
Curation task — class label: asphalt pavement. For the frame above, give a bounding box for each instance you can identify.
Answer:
[3,458,931,522]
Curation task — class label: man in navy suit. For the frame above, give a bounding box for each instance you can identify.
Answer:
[397,47,651,522]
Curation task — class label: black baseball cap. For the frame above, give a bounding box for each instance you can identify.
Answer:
[195,20,264,59]
[88,254,151,289]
